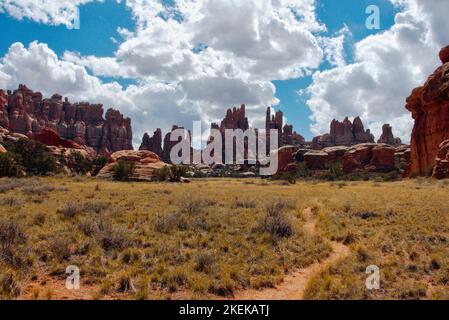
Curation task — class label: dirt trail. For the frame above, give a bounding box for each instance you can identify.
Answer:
[234,208,350,300]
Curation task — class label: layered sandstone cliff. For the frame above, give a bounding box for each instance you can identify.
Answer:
[0,85,133,154]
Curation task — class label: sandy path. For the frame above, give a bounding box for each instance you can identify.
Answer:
[233,208,350,300]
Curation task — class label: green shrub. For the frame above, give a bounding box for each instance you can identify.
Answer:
[0,153,24,177]
[153,165,188,182]
[112,159,135,181]
[92,156,108,176]
[67,151,92,175]
[4,138,58,175]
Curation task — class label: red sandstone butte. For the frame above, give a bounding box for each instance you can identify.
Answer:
[405,46,449,177]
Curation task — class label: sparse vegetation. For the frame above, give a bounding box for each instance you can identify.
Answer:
[112,159,135,181]
[0,176,448,300]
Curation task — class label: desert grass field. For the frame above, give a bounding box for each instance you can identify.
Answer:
[0,177,448,300]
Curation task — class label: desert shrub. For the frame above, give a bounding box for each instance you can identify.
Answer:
[117,272,136,293]
[153,165,188,182]
[67,151,92,175]
[91,156,108,176]
[0,153,24,177]
[0,220,27,266]
[57,202,81,218]
[21,184,54,196]
[112,159,135,181]
[48,236,72,261]
[194,251,216,273]
[121,248,142,264]
[296,162,312,179]
[324,162,344,181]
[232,198,257,209]
[152,212,188,233]
[33,213,46,226]
[0,178,22,193]
[4,138,59,175]
[98,224,128,251]
[180,197,206,215]
[0,271,21,299]
[82,201,109,214]
[255,201,294,238]
[0,220,27,253]
[0,196,23,207]
[272,171,297,184]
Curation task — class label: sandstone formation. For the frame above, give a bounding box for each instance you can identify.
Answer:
[265,107,304,150]
[139,129,163,157]
[342,144,396,173]
[377,124,402,146]
[405,47,449,176]
[274,145,296,174]
[0,143,6,153]
[304,150,330,170]
[97,150,168,181]
[162,125,192,163]
[432,140,449,179]
[440,45,449,64]
[0,84,133,155]
[312,117,374,150]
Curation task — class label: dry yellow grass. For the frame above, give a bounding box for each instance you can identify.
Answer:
[0,177,448,300]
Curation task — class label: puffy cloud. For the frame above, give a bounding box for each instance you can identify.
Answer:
[0,0,100,26]
[306,0,449,142]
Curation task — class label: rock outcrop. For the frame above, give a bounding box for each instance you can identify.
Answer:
[440,45,449,64]
[377,124,402,146]
[405,47,449,176]
[312,117,374,149]
[265,107,304,150]
[342,144,396,173]
[97,150,168,181]
[0,84,133,154]
[304,150,330,170]
[162,125,192,163]
[432,140,449,179]
[139,129,163,157]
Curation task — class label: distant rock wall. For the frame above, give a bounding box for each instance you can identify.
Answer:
[0,84,133,154]
[312,117,374,149]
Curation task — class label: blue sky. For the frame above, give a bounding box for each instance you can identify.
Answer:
[2,0,445,144]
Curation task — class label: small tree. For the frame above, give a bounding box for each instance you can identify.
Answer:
[112,159,135,181]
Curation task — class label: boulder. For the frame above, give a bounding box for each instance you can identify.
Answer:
[304,150,329,170]
[97,150,168,181]
[0,143,6,153]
